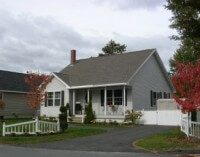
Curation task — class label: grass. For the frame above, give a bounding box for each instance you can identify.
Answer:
[0,119,106,145]
[134,127,200,152]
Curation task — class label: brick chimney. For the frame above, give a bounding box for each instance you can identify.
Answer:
[70,49,76,64]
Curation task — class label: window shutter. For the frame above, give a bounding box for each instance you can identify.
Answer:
[85,91,88,103]
[150,90,153,107]
[101,90,104,106]
[61,91,65,106]
[45,92,47,107]
[160,92,162,99]
[164,92,166,99]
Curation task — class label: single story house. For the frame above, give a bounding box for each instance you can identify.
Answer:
[40,49,174,122]
[0,70,35,118]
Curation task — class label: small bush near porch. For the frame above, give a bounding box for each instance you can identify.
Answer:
[134,127,200,152]
[0,118,106,145]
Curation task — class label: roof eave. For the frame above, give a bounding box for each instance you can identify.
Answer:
[0,90,28,94]
[52,72,70,88]
[69,82,127,89]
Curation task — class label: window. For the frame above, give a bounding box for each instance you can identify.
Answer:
[164,92,171,99]
[54,92,61,106]
[107,90,112,105]
[151,90,171,107]
[101,89,125,106]
[47,92,53,106]
[114,90,122,105]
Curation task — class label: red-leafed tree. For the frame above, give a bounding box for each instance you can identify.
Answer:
[24,71,52,110]
[171,60,200,113]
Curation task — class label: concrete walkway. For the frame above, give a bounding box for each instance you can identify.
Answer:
[22,125,173,152]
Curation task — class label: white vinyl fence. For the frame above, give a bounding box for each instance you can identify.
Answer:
[2,117,60,136]
[139,110,185,126]
[181,117,200,139]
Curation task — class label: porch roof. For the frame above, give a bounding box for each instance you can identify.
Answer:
[54,49,155,87]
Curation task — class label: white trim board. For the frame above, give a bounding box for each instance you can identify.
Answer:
[70,83,127,89]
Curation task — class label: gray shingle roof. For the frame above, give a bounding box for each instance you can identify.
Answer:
[56,49,155,87]
[0,70,28,92]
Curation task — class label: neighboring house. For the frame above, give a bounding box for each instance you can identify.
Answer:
[40,49,174,122]
[0,70,35,118]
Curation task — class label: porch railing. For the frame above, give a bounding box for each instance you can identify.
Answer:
[181,117,200,139]
[2,117,60,136]
[181,117,189,136]
[189,121,200,138]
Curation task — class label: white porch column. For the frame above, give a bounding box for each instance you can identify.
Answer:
[104,87,107,115]
[73,90,75,115]
[123,86,126,116]
[87,89,90,103]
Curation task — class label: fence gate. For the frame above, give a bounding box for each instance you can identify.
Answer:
[157,110,182,126]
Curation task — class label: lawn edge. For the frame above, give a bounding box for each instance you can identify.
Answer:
[133,139,158,154]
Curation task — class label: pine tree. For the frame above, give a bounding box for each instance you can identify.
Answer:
[102,40,126,55]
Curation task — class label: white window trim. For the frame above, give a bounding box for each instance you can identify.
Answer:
[54,91,61,106]
[47,91,62,107]
[47,92,54,107]
[106,89,123,106]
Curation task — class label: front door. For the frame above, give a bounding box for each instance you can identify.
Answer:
[75,102,82,115]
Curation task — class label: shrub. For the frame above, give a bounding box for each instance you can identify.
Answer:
[66,103,72,117]
[84,101,95,124]
[59,105,68,132]
[126,110,142,125]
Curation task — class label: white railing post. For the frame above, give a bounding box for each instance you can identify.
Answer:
[82,105,85,124]
[57,118,60,132]
[35,117,39,133]
[187,112,190,137]
[2,122,5,137]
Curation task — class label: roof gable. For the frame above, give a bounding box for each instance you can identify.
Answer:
[57,49,155,87]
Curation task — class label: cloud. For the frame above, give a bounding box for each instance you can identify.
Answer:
[0,9,178,74]
[92,0,166,10]
[0,11,103,73]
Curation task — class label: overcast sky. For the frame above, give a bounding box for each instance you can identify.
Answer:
[0,0,179,73]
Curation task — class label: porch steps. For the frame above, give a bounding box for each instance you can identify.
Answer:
[70,117,83,123]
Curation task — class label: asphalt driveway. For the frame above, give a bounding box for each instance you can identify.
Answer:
[22,125,173,152]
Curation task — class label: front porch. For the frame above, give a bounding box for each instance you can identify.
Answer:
[70,85,131,120]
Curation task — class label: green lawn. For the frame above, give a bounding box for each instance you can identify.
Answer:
[0,119,106,145]
[134,127,200,152]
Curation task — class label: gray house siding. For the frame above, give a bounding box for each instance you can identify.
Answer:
[129,54,173,110]
[0,92,35,118]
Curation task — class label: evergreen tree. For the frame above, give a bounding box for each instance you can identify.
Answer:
[102,40,126,55]
[84,101,95,124]
[59,105,68,132]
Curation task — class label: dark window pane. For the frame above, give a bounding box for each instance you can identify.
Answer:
[114,90,122,105]
[48,92,53,98]
[55,92,60,98]
[48,99,53,106]
[107,90,112,97]
[114,90,122,97]
[55,99,61,106]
